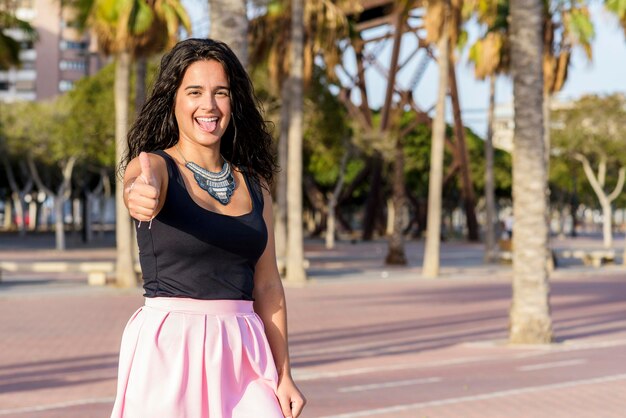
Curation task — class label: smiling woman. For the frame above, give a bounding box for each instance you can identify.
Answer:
[111,38,306,418]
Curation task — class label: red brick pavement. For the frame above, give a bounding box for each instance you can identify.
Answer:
[1,238,625,417]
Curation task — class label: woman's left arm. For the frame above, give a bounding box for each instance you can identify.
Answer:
[253,184,306,418]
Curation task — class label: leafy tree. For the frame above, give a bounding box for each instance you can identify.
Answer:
[2,100,80,249]
[551,94,626,248]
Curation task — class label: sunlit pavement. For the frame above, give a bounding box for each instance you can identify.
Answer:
[0,235,625,417]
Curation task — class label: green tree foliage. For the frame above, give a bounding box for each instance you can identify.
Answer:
[605,0,626,34]
[1,63,118,170]
[551,94,626,206]
[59,63,116,168]
[402,112,512,201]
[303,68,355,188]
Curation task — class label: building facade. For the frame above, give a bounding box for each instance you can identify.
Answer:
[0,0,102,102]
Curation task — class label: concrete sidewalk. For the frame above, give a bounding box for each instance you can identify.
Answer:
[0,234,625,417]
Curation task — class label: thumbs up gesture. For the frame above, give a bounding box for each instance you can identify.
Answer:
[126,152,161,222]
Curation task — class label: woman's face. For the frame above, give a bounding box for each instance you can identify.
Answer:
[174,59,232,148]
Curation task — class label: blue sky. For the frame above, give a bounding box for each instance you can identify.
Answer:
[184,2,626,138]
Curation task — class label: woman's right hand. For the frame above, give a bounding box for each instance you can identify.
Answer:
[126,152,161,222]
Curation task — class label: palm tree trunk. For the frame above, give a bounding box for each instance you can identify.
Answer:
[386,135,407,265]
[362,155,384,241]
[448,60,479,242]
[275,81,290,266]
[135,57,147,113]
[115,51,136,288]
[423,28,449,279]
[209,0,248,67]
[509,0,552,344]
[485,76,497,262]
[285,0,306,282]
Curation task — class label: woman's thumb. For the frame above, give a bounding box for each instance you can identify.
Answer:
[139,152,152,185]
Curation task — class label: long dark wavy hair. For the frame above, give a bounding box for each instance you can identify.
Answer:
[122,38,277,186]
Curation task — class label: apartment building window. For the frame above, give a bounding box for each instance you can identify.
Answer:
[59,80,74,92]
[0,81,10,91]
[20,61,35,70]
[60,60,86,71]
[60,40,88,50]
[15,79,35,92]
[20,40,34,50]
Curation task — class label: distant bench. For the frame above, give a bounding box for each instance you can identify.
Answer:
[556,249,616,268]
[0,261,141,285]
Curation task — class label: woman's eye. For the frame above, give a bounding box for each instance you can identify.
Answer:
[216,90,230,97]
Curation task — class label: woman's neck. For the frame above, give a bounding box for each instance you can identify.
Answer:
[176,141,223,172]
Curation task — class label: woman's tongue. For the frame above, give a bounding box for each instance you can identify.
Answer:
[196,117,218,133]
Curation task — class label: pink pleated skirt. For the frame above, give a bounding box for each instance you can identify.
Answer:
[110,297,283,418]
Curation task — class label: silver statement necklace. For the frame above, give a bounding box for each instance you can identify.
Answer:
[176,145,236,205]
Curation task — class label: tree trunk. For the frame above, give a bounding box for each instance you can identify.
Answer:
[484,75,497,262]
[386,136,407,265]
[12,193,26,235]
[2,157,33,235]
[509,0,552,344]
[601,203,614,248]
[83,188,93,243]
[362,154,384,241]
[3,198,12,230]
[423,28,449,279]
[209,0,248,67]
[285,0,306,282]
[448,60,479,242]
[115,51,136,288]
[135,57,147,113]
[27,156,77,250]
[99,169,112,239]
[275,81,290,264]
[54,197,65,250]
[325,144,349,249]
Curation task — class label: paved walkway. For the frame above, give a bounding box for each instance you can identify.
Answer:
[0,232,625,417]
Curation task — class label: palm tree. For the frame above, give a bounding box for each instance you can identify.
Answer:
[74,0,190,287]
[421,0,464,277]
[509,0,552,344]
[606,0,626,33]
[209,0,248,66]
[422,14,449,279]
[467,0,510,262]
[285,0,306,282]
[249,0,357,276]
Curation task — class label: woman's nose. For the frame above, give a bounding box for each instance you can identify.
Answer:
[200,95,217,111]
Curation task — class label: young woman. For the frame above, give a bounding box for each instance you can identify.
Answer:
[111,38,306,418]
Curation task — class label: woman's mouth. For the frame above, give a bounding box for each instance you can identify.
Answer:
[195,116,219,133]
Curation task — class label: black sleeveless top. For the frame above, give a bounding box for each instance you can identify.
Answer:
[136,150,268,300]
